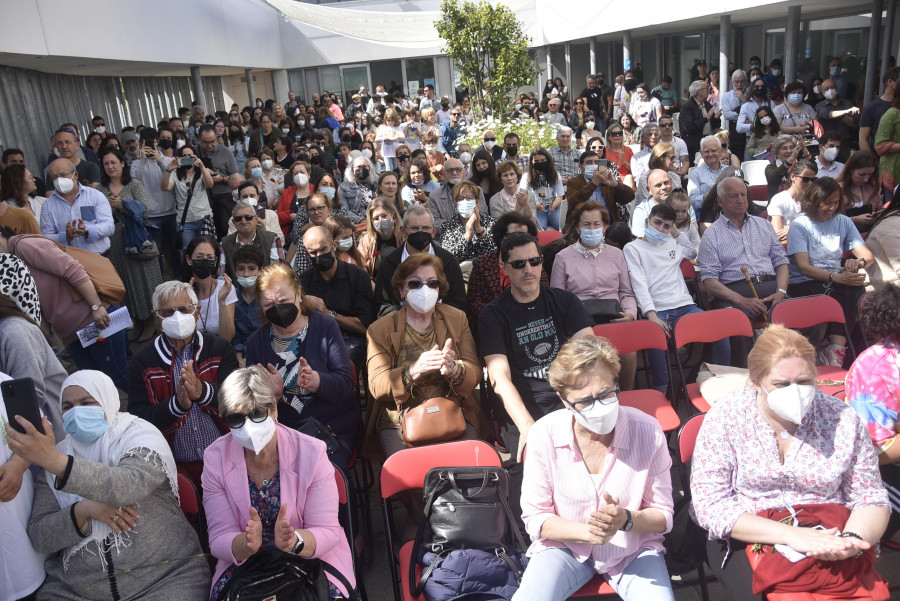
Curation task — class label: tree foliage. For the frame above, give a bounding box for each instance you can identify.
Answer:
[435,0,539,117]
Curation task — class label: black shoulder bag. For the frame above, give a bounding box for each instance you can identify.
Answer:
[215,550,357,601]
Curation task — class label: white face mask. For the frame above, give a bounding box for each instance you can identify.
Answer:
[760,116,772,126]
[459,152,472,164]
[570,397,619,435]
[813,84,822,94]
[242,197,259,207]
[585,121,595,130]
[483,140,496,151]
[294,173,309,187]
[230,415,276,454]
[95,125,106,134]
[298,119,306,127]
[822,147,839,162]
[824,88,838,100]
[161,310,196,340]
[54,175,75,195]
[176,139,186,149]
[262,159,274,170]
[406,286,439,313]
[763,383,815,425]
[281,128,290,135]
[362,149,373,160]
[337,238,353,251]
[237,275,258,288]
[456,199,477,218]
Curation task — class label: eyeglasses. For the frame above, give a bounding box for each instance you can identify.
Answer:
[154,304,197,318]
[308,205,328,213]
[561,385,620,412]
[232,214,255,222]
[445,167,464,174]
[505,256,543,270]
[608,131,623,137]
[575,101,584,105]
[797,175,817,182]
[483,137,496,142]
[406,279,440,290]
[451,113,461,117]
[659,123,673,128]
[224,405,270,429]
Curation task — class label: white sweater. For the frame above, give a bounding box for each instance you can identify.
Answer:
[623,234,695,313]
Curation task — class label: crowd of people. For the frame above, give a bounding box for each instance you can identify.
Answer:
[1,55,900,601]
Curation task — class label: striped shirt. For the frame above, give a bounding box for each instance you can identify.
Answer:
[698,213,788,285]
[521,407,673,580]
[171,340,220,463]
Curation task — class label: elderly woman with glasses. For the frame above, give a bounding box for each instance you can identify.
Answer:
[514,336,675,601]
[203,366,356,600]
[365,252,487,460]
[437,180,496,263]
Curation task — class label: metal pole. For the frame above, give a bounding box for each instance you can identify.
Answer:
[623,31,633,73]
[785,6,801,83]
[245,69,256,107]
[700,32,707,62]
[882,0,897,93]
[590,38,597,75]
[720,14,731,96]
[190,66,207,112]
[565,42,572,93]
[865,0,884,104]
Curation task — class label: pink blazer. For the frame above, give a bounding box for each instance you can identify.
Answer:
[202,423,355,595]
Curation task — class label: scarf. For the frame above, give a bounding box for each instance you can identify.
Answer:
[50,370,178,571]
[0,252,41,323]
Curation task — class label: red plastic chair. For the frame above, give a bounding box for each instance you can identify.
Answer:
[592,322,681,432]
[673,308,754,413]
[380,440,503,601]
[769,295,856,396]
[680,259,708,310]
[537,229,563,245]
[676,415,711,601]
[177,472,208,551]
[334,464,368,600]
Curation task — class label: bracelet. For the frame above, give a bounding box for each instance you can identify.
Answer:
[828,272,834,283]
[841,532,866,558]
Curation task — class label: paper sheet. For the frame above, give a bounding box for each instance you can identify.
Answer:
[77,307,133,348]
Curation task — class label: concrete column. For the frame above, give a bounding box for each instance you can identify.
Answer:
[882,0,897,93]
[623,31,633,73]
[608,41,615,79]
[546,47,552,80]
[656,36,665,82]
[245,69,256,107]
[785,6,801,83]
[272,69,290,105]
[700,32,707,62]
[565,42,572,94]
[865,0,884,104]
[719,15,730,99]
[590,38,597,75]
[190,66,206,111]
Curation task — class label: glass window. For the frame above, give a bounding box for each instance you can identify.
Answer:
[321,66,342,98]
[287,70,306,105]
[406,57,436,97]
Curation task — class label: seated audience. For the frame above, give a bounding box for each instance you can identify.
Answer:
[9,370,210,600]
[515,336,674,601]
[564,151,635,232]
[245,263,359,468]
[400,158,440,207]
[437,180,496,263]
[203,366,355,600]
[231,245,265,368]
[221,201,283,280]
[837,150,882,233]
[185,235,236,342]
[521,149,564,231]
[325,214,365,269]
[692,325,890,601]
[786,177,874,367]
[765,134,810,199]
[428,158,488,230]
[768,159,817,241]
[489,160,538,223]
[687,135,727,212]
[358,197,404,278]
[814,132,845,179]
[744,105,781,160]
[226,181,284,242]
[339,156,378,224]
[634,143,682,204]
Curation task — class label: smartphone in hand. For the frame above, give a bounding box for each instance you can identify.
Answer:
[1,377,42,434]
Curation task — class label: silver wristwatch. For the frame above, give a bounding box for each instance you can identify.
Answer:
[776,288,788,296]
[90,304,101,311]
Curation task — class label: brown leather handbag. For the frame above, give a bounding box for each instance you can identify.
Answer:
[399,396,466,448]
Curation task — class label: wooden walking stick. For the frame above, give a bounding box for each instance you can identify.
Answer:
[741,265,769,323]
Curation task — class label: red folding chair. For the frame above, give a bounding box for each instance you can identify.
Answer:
[177,473,208,551]
[680,259,708,310]
[537,229,563,245]
[592,322,681,432]
[769,295,856,396]
[673,308,754,413]
[380,440,503,601]
[334,464,368,601]
[676,415,711,601]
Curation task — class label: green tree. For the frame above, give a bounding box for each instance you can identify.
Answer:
[435,0,539,117]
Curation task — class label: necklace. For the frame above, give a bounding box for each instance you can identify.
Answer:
[248,447,279,488]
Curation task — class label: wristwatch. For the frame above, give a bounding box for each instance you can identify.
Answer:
[90,304,101,311]
[329,310,337,319]
[620,508,633,532]
[776,288,788,296]
[292,530,305,555]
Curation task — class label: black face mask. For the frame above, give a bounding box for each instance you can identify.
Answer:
[505,145,518,156]
[753,88,766,98]
[475,167,488,175]
[265,303,299,328]
[341,135,351,142]
[158,139,173,149]
[534,162,548,172]
[190,258,216,280]
[355,167,370,181]
[310,155,323,165]
[297,153,310,162]
[406,231,433,251]
[313,252,335,272]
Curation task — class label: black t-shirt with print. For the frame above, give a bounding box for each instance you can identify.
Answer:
[479,285,593,418]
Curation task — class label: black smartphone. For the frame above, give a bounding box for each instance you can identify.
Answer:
[1,377,42,434]
[597,159,609,168]
[178,156,195,167]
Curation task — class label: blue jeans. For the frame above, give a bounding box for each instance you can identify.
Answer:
[647,304,731,390]
[148,213,180,277]
[512,547,674,601]
[537,205,561,231]
[178,219,205,249]
[65,327,129,390]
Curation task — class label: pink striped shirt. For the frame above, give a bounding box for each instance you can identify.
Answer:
[520,407,673,580]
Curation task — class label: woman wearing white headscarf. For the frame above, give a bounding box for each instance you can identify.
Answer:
[6,370,210,600]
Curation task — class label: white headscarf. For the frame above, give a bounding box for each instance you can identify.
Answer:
[49,370,178,571]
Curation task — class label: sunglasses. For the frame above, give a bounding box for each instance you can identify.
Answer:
[505,256,543,270]
[225,405,270,429]
[797,175,817,182]
[451,113,461,117]
[575,101,584,105]
[154,304,197,318]
[483,137,496,142]
[232,214,255,222]
[659,122,673,128]
[398,154,410,161]
[406,279,440,289]
[608,131,623,137]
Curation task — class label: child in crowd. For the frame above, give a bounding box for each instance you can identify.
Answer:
[231,244,265,367]
[668,189,701,255]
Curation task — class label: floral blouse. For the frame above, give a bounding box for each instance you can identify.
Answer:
[690,386,889,540]
[437,213,497,263]
[845,334,900,453]
[261,168,286,208]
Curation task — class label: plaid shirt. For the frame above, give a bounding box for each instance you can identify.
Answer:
[171,340,221,463]
[698,213,788,285]
[549,145,582,181]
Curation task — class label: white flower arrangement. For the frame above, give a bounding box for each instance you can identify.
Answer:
[460,116,558,155]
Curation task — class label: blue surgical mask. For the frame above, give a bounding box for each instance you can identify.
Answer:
[63,406,110,443]
[250,167,263,179]
[583,165,597,180]
[580,226,604,247]
[237,275,258,288]
[644,224,669,245]
[830,66,841,76]
[788,93,803,105]
[320,186,336,200]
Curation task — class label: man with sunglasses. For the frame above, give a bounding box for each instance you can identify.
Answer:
[439,104,464,157]
[221,199,283,280]
[129,280,239,487]
[476,129,503,162]
[656,116,689,177]
[374,204,466,317]
[479,232,593,522]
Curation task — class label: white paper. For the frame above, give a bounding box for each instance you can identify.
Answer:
[77,307,133,348]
